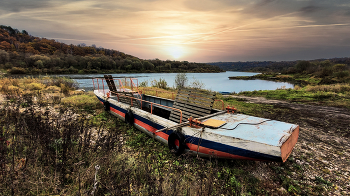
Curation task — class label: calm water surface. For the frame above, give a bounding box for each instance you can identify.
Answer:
[55,72,294,93]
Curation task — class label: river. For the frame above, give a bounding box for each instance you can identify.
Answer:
[54,71,294,93]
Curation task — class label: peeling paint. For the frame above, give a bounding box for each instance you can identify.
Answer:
[95,90,299,162]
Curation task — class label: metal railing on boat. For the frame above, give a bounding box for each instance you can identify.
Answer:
[92,77,141,95]
[139,88,225,110]
[92,77,183,124]
[140,88,176,100]
[114,93,183,124]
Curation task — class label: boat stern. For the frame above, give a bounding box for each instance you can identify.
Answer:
[280,125,299,162]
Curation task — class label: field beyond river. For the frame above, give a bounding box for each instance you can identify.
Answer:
[0,76,349,195]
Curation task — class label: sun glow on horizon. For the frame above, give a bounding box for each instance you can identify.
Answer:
[166,45,187,60]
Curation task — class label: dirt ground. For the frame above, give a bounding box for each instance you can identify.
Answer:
[1,91,348,194]
[224,95,350,195]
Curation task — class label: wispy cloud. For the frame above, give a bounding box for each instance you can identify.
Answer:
[1,0,350,62]
[183,11,299,44]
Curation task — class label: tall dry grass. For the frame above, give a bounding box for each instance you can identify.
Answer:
[0,94,257,195]
[0,76,78,96]
[139,87,177,100]
[305,83,350,93]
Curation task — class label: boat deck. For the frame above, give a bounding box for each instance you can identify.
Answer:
[203,113,298,147]
[94,88,299,162]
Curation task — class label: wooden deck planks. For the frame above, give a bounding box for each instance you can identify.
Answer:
[117,92,141,108]
[169,88,216,123]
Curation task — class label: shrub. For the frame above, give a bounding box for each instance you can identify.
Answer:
[60,84,70,95]
[139,80,148,87]
[2,85,21,94]
[316,66,334,78]
[333,64,347,72]
[27,82,46,90]
[333,71,349,78]
[294,85,302,90]
[8,67,26,74]
[151,78,167,89]
[4,62,12,69]
[43,85,61,93]
[190,77,205,89]
[294,61,311,73]
[174,73,187,89]
[42,77,78,89]
[277,75,292,79]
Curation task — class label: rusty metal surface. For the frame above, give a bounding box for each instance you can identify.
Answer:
[205,113,298,147]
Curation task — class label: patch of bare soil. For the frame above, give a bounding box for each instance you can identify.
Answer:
[226,95,350,137]
[225,95,350,195]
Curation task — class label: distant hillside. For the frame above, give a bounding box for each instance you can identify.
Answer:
[207,61,282,72]
[208,58,350,73]
[0,25,222,74]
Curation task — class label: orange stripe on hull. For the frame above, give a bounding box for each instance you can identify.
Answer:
[111,107,125,118]
[186,143,261,161]
[281,126,299,162]
[134,119,169,141]
[132,117,266,161]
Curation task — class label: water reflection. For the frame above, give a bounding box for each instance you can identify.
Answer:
[48,71,294,92]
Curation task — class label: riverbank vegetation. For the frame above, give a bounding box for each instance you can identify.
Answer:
[227,60,350,108]
[229,60,350,85]
[0,25,222,75]
[0,77,263,195]
[1,76,348,195]
[234,84,350,108]
[211,57,350,73]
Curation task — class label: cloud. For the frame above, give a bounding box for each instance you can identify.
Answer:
[0,0,50,12]
[256,0,279,7]
[183,0,248,11]
[299,5,320,14]
[1,0,350,61]
[0,0,86,12]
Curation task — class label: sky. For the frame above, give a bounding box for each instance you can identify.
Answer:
[1,0,350,62]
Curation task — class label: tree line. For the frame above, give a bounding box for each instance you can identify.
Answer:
[0,25,222,74]
[209,58,350,74]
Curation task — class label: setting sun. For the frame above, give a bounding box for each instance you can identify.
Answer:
[166,45,186,60]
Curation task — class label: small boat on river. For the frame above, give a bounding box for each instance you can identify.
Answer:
[93,75,299,162]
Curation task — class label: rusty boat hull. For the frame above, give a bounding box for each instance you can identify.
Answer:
[94,89,299,162]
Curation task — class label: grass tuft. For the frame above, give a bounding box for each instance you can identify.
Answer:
[61,91,101,111]
[305,83,350,93]
[27,82,46,90]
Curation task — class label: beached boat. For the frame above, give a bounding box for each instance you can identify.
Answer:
[93,76,299,162]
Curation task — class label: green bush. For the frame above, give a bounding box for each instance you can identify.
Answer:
[42,77,78,89]
[151,78,167,89]
[333,71,349,78]
[4,62,13,69]
[317,66,334,78]
[294,61,311,73]
[8,67,27,74]
[174,73,187,89]
[139,80,148,87]
[333,64,347,71]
